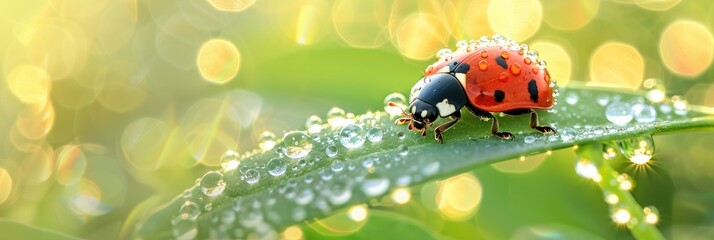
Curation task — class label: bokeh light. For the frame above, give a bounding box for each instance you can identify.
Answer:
[659,19,714,77]
[589,42,645,89]
[55,144,88,186]
[0,168,12,204]
[121,118,171,171]
[332,0,389,48]
[5,64,51,104]
[394,13,449,60]
[282,225,304,240]
[207,0,256,12]
[197,39,241,84]
[436,173,482,221]
[529,41,573,86]
[541,0,599,30]
[487,0,542,41]
[391,187,411,204]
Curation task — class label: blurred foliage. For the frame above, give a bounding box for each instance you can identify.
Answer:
[1,0,714,239]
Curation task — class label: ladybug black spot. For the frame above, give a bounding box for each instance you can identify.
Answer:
[528,79,539,103]
[454,63,470,74]
[495,56,508,69]
[494,90,505,102]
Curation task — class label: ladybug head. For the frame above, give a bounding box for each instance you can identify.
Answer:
[391,100,437,136]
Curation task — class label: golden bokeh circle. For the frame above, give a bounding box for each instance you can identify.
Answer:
[461,0,493,39]
[121,118,171,171]
[394,13,449,60]
[487,0,543,41]
[436,173,482,221]
[332,0,389,48]
[0,168,12,204]
[589,42,645,89]
[659,20,714,77]
[635,0,681,11]
[530,41,573,86]
[207,0,256,12]
[541,0,599,30]
[5,64,51,104]
[197,39,241,84]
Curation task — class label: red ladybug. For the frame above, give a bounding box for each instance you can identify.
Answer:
[393,35,557,143]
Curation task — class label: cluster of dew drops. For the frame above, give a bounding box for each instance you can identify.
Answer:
[170,92,420,240]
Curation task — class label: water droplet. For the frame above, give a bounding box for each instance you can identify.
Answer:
[267,158,287,176]
[281,131,313,159]
[421,162,440,176]
[339,124,366,149]
[605,101,634,125]
[602,144,618,160]
[325,145,338,157]
[612,208,631,224]
[480,50,488,58]
[617,173,633,191]
[295,189,314,205]
[384,93,407,116]
[456,40,468,50]
[258,131,277,151]
[527,49,539,61]
[220,150,241,171]
[435,48,452,60]
[647,89,666,103]
[331,161,345,172]
[180,201,201,220]
[320,168,333,180]
[327,107,346,127]
[172,218,198,240]
[632,103,657,123]
[617,135,654,165]
[200,171,226,197]
[536,60,547,70]
[559,128,576,141]
[244,169,260,184]
[672,95,688,115]
[596,95,610,106]
[305,115,323,134]
[565,92,579,105]
[523,135,536,144]
[327,183,352,205]
[575,158,600,181]
[366,127,383,142]
[478,60,488,71]
[397,145,408,156]
[204,203,212,211]
[643,206,659,224]
[182,190,192,199]
[361,175,389,197]
[397,131,406,140]
[509,63,521,75]
[361,158,374,168]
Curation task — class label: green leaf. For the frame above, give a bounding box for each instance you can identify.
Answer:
[0,219,81,240]
[137,85,714,239]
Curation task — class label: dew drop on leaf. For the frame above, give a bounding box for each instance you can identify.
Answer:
[605,101,634,125]
[267,158,287,177]
[339,124,366,149]
[200,171,226,197]
[281,131,313,159]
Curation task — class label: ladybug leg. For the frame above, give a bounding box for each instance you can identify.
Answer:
[465,105,514,140]
[528,110,556,134]
[434,111,461,144]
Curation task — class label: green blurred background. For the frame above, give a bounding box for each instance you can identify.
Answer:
[1,0,714,239]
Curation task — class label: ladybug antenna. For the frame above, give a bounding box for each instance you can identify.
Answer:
[388,102,411,117]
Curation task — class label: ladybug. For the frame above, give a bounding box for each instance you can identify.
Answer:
[393,35,558,143]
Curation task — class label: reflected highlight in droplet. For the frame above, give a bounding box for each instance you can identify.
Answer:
[0,168,12,204]
[5,65,51,104]
[589,42,644,89]
[394,13,448,60]
[436,173,482,221]
[541,0,599,30]
[659,20,714,77]
[207,0,256,12]
[197,39,241,84]
[488,0,542,41]
[530,41,572,86]
[332,0,388,48]
[55,145,88,186]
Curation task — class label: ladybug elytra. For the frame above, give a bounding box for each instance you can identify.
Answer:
[393,35,558,143]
